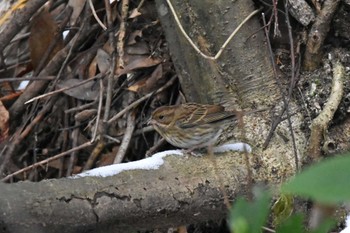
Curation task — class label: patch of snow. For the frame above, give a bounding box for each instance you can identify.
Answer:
[73,143,252,178]
[213,143,252,153]
[62,30,69,39]
[73,150,183,178]
[17,80,29,90]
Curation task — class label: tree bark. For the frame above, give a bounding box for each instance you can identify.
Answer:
[0,0,49,52]
[155,0,279,108]
[0,152,263,233]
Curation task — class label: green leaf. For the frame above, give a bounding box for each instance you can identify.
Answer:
[282,154,350,204]
[275,214,335,233]
[309,218,336,233]
[272,194,294,226]
[228,189,270,233]
[276,214,304,233]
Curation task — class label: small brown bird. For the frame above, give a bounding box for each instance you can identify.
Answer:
[149,103,242,150]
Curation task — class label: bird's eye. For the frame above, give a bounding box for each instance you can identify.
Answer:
[158,115,164,120]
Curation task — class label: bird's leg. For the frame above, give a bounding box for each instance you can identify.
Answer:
[182,148,203,157]
[182,144,214,157]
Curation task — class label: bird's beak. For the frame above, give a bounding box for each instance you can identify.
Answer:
[147,118,154,126]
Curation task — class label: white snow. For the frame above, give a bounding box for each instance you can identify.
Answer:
[73,143,252,178]
[62,30,69,39]
[73,150,183,178]
[341,215,350,233]
[213,142,252,153]
[17,80,29,90]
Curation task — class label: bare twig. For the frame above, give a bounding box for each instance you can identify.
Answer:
[65,121,80,177]
[2,142,94,182]
[83,141,105,171]
[107,75,177,124]
[307,61,344,161]
[166,0,261,60]
[64,100,98,114]
[283,0,300,171]
[272,0,281,37]
[25,74,102,104]
[145,138,165,157]
[88,0,107,30]
[113,111,136,164]
[0,76,55,82]
[136,0,146,11]
[261,10,300,171]
[91,79,104,143]
[117,0,129,68]
[103,0,117,122]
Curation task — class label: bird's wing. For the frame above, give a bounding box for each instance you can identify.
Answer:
[178,103,236,128]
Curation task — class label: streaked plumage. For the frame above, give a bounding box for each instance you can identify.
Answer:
[149,103,239,149]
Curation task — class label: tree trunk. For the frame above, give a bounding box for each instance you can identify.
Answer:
[155,0,279,108]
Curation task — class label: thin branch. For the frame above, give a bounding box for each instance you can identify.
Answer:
[165,0,261,60]
[25,75,102,104]
[107,75,177,124]
[88,0,107,30]
[117,0,129,68]
[283,0,300,171]
[0,76,55,82]
[2,142,94,182]
[113,111,136,164]
[261,10,300,171]
[91,79,104,143]
[307,61,344,161]
[103,0,117,122]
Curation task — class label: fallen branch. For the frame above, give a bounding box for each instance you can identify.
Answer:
[0,150,251,233]
[307,61,345,161]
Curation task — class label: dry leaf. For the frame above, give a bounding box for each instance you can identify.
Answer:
[75,109,97,122]
[126,41,149,55]
[127,63,164,94]
[57,79,99,101]
[88,56,97,78]
[116,55,162,77]
[97,146,119,167]
[96,48,111,74]
[29,8,64,71]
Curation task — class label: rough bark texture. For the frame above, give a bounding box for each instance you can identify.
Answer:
[303,0,341,71]
[0,0,49,52]
[155,0,279,109]
[0,152,255,233]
